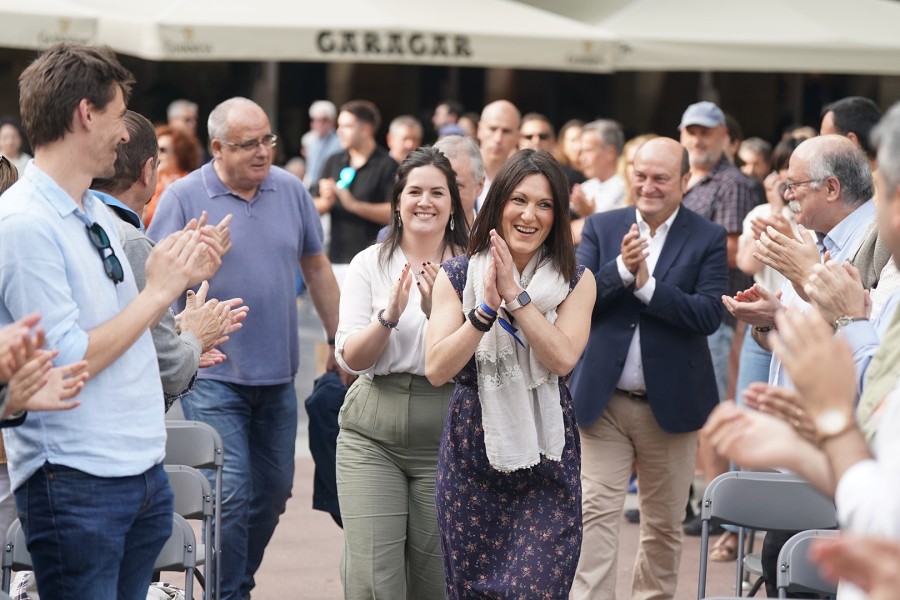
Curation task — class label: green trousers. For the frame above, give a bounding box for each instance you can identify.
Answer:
[336,373,452,599]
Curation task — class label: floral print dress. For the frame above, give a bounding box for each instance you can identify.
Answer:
[436,255,584,599]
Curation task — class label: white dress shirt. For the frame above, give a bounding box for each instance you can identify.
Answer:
[582,173,627,214]
[335,244,430,378]
[614,207,680,392]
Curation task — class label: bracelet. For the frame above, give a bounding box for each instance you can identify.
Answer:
[754,325,774,333]
[327,337,336,345]
[467,308,494,332]
[377,309,399,330]
[479,302,498,318]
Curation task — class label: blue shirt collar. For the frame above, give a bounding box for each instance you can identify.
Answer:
[200,160,277,200]
[822,199,875,259]
[91,190,145,232]
[22,161,94,220]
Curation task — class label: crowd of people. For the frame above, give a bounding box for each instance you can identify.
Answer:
[2,41,900,600]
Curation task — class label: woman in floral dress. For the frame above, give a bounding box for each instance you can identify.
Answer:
[425,149,596,598]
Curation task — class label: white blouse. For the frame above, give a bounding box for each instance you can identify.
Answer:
[335,244,430,378]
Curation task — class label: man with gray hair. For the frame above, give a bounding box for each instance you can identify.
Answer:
[705,106,900,600]
[386,115,423,164]
[148,96,341,600]
[433,134,484,226]
[574,119,626,215]
[302,99,342,189]
[168,98,200,136]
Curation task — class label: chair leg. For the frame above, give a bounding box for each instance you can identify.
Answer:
[736,528,746,597]
[747,575,765,597]
[698,518,710,599]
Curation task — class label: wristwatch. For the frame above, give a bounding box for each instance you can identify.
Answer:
[833,315,868,331]
[505,290,532,311]
[815,408,854,445]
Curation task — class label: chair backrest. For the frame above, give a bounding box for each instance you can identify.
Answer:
[697,471,838,599]
[164,419,223,600]
[776,529,839,598]
[1,519,31,593]
[701,472,838,531]
[165,420,224,470]
[166,464,213,521]
[154,513,197,572]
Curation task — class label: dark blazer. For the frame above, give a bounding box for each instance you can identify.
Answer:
[569,206,727,434]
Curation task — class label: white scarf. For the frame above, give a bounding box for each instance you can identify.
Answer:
[463,250,568,472]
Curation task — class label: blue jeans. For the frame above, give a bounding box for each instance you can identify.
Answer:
[735,324,773,404]
[707,322,735,402]
[15,462,173,600]
[182,379,297,600]
[721,326,774,535]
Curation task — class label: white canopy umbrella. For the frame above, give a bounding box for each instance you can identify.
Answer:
[519,0,900,75]
[73,0,614,73]
[0,0,97,50]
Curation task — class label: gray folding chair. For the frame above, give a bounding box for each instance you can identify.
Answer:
[1,519,30,593]
[776,529,839,598]
[154,513,197,600]
[165,420,224,600]
[697,471,838,598]
[3,515,197,597]
[166,464,214,591]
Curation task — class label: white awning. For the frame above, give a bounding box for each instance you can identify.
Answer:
[70,0,614,72]
[519,0,900,75]
[0,0,97,50]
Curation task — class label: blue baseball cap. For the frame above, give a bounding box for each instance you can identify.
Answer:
[678,101,725,129]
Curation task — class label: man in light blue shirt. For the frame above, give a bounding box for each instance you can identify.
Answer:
[0,43,223,600]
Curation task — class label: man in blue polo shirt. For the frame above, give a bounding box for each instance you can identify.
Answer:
[0,43,223,599]
[148,97,341,600]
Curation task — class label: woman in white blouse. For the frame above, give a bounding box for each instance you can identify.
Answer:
[333,146,469,599]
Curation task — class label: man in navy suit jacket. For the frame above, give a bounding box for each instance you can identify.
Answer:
[569,138,727,599]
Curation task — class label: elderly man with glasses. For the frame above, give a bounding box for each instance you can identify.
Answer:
[148,96,341,600]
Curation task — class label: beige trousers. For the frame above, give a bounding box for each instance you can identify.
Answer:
[571,391,698,600]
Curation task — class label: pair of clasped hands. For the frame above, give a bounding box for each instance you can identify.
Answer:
[382,230,525,324]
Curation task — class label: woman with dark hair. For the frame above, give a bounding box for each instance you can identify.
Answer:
[143,125,202,226]
[335,146,469,599]
[425,149,596,597]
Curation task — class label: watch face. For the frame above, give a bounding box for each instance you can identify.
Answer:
[519,291,531,305]
[817,409,849,436]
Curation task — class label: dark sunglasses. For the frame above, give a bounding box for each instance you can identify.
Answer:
[521,132,551,141]
[86,222,124,284]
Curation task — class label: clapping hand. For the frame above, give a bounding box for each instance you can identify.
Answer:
[620,224,649,275]
[415,262,440,319]
[489,230,523,304]
[754,225,819,298]
[770,307,857,420]
[382,263,413,325]
[0,313,42,383]
[805,259,868,325]
[721,283,782,328]
[4,349,87,417]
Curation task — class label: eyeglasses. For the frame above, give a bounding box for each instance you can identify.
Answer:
[86,222,124,284]
[220,134,278,152]
[521,132,551,141]
[784,179,821,193]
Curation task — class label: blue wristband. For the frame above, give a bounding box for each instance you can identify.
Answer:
[479,302,498,318]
